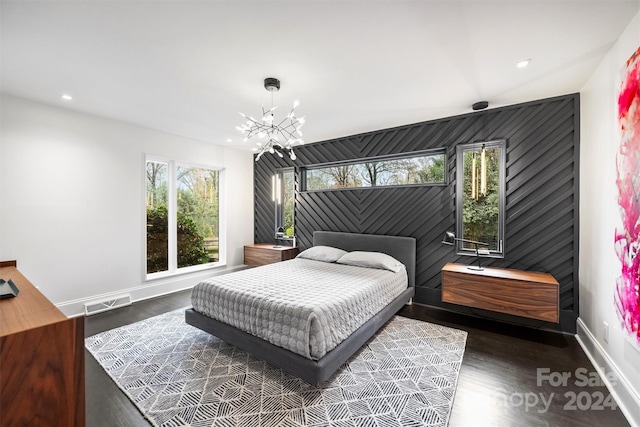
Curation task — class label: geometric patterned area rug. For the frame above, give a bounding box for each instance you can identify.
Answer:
[86,309,467,427]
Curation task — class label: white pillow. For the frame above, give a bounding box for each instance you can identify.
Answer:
[336,251,404,273]
[296,245,348,263]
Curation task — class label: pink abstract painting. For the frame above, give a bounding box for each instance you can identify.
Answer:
[615,46,640,346]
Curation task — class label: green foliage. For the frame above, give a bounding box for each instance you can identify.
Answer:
[461,147,500,249]
[176,168,219,240]
[281,170,295,237]
[418,155,445,184]
[463,193,499,244]
[146,205,169,274]
[146,205,209,273]
[176,211,209,268]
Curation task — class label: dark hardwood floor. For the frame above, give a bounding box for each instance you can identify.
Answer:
[85,290,193,427]
[85,291,631,427]
[400,304,630,427]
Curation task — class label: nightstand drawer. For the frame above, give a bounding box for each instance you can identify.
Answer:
[441,262,559,323]
[244,244,299,266]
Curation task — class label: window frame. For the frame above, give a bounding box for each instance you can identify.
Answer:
[144,155,226,281]
[300,149,447,192]
[273,167,296,239]
[455,139,506,258]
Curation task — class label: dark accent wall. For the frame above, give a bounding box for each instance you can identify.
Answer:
[254,93,579,333]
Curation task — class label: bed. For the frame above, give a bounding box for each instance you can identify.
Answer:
[185,231,416,385]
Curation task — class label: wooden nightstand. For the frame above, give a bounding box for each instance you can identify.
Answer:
[441,262,559,323]
[244,244,299,266]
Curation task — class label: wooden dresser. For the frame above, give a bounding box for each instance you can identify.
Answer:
[244,244,299,266]
[0,260,85,426]
[441,262,559,323]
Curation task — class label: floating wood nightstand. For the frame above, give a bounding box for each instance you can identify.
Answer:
[441,262,559,323]
[244,244,299,266]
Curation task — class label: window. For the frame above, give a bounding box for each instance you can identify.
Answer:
[303,151,445,191]
[456,140,505,256]
[146,161,169,273]
[146,157,223,277]
[272,168,295,238]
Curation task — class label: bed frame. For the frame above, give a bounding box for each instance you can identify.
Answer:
[185,231,416,386]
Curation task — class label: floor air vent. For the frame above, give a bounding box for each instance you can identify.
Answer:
[84,295,132,316]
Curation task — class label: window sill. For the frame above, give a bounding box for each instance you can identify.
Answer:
[145,262,226,283]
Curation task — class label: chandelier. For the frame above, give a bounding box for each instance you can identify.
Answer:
[237,77,305,161]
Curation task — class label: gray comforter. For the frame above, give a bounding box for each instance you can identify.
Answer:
[191,258,407,360]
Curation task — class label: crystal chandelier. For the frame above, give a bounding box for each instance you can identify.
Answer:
[237,78,305,161]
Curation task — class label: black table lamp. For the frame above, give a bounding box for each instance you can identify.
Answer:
[442,231,490,271]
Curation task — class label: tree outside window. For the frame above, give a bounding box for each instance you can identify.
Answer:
[281,170,295,237]
[304,151,445,191]
[146,161,169,273]
[272,169,295,238]
[146,159,221,275]
[456,140,505,255]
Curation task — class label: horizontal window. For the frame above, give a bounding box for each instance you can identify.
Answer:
[303,151,445,191]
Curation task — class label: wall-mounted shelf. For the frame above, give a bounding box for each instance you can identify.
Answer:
[441,262,559,323]
[244,244,299,266]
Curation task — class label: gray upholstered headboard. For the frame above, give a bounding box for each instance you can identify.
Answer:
[313,231,416,288]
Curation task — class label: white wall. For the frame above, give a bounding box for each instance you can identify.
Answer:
[579,11,640,426]
[0,94,254,316]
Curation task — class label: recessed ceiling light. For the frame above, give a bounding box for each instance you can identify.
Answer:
[517,59,531,68]
[61,94,73,101]
[226,139,232,143]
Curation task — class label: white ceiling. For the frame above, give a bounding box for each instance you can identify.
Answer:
[2,1,639,150]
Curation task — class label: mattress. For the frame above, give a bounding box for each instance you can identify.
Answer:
[191,258,408,360]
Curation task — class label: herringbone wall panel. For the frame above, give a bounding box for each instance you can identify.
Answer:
[254,94,579,332]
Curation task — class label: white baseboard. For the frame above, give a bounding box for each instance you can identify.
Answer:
[576,317,640,427]
[56,265,248,318]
